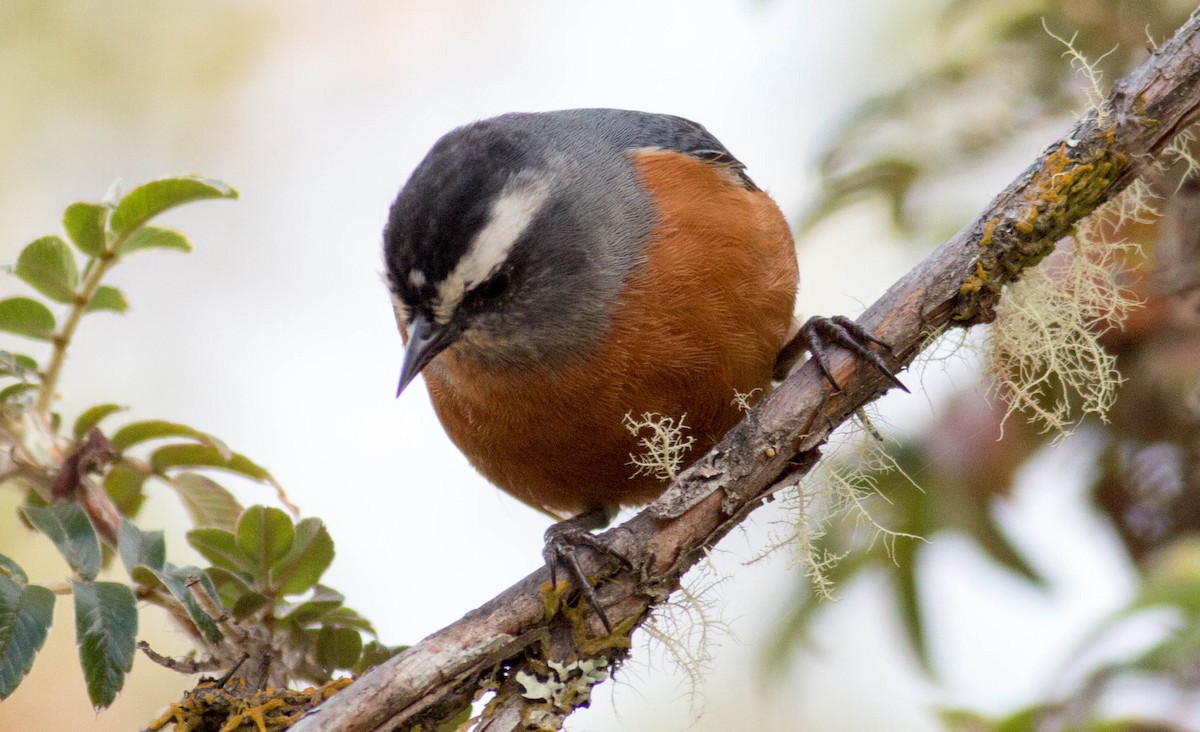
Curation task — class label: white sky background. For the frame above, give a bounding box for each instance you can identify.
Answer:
[0,1,1146,729]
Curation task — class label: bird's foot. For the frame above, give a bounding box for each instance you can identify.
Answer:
[543,507,630,633]
[775,315,908,393]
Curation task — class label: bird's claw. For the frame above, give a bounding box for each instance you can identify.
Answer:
[786,315,909,393]
[543,514,631,633]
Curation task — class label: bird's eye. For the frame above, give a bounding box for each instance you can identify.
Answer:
[475,271,510,302]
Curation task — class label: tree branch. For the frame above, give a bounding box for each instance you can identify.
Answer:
[292,12,1200,731]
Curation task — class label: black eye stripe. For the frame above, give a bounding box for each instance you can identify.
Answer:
[474,271,510,301]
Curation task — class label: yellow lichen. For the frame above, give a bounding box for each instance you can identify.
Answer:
[959,261,989,296]
[980,217,998,247]
[147,677,354,732]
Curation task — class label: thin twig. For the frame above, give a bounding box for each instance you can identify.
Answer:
[137,640,226,674]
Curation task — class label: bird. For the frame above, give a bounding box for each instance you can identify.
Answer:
[384,109,904,629]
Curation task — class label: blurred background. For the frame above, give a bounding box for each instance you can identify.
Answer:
[3,0,1200,729]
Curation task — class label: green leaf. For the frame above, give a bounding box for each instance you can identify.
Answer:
[322,605,376,636]
[236,506,294,575]
[271,518,334,596]
[72,404,126,441]
[0,573,55,701]
[130,565,222,642]
[110,420,229,455]
[187,528,254,574]
[114,226,191,259]
[1136,577,1200,614]
[171,473,242,531]
[0,298,56,341]
[63,202,109,257]
[230,592,271,619]
[104,464,148,517]
[109,176,236,236]
[0,383,36,403]
[21,504,101,581]
[19,491,48,528]
[894,547,930,673]
[316,625,362,671]
[85,286,128,314]
[993,706,1042,732]
[72,580,136,709]
[281,586,344,628]
[117,520,165,574]
[350,641,403,675]
[204,566,259,612]
[0,554,28,584]
[149,443,273,483]
[15,236,78,303]
[0,351,38,379]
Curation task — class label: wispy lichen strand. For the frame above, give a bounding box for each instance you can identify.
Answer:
[988,180,1152,435]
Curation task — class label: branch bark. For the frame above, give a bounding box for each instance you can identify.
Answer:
[292,12,1200,731]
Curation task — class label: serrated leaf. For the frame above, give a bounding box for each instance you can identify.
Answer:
[114,226,191,259]
[63,202,108,257]
[73,580,136,709]
[149,443,273,483]
[21,504,101,581]
[117,520,165,574]
[104,464,148,518]
[271,518,333,596]
[236,506,294,575]
[109,176,236,236]
[171,473,242,531]
[110,420,229,455]
[72,404,126,441]
[187,528,253,574]
[0,298,56,341]
[130,565,222,642]
[0,574,55,700]
[316,625,362,671]
[85,286,128,314]
[15,236,78,303]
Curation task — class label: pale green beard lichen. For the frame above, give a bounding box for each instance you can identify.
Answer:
[634,557,729,711]
[761,411,923,601]
[987,180,1150,436]
[731,388,763,414]
[624,412,695,481]
[982,23,1180,436]
[1041,19,1115,117]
